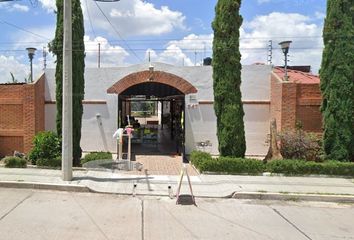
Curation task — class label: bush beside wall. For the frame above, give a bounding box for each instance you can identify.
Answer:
[28,131,61,165]
[190,151,354,177]
[3,156,27,168]
[279,129,323,161]
[36,157,62,168]
[81,152,113,165]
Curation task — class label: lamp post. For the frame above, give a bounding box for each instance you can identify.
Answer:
[279,41,292,81]
[26,47,36,83]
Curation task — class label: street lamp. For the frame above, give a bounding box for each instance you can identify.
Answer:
[26,47,36,83]
[279,41,292,81]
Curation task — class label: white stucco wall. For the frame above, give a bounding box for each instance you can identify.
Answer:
[44,63,271,156]
[243,104,270,156]
[185,104,219,155]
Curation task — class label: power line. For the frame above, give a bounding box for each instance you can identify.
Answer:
[93,1,142,62]
[0,47,325,53]
[0,36,328,45]
[85,0,97,39]
[0,20,51,41]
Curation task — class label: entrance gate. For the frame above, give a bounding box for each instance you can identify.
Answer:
[107,70,197,158]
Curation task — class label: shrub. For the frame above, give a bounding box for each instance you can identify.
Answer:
[190,151,354,177]
[190,151,213,169]
[279,129,323,161]
[266,159,354,176]
[81,151,112,165]
[3,156,27,168]
[200,157,265,174]
[28,131,61,165]
[36,157,62,168]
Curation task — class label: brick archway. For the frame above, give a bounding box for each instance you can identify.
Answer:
[107,70,197,95]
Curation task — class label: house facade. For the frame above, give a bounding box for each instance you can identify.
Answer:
[0,63,321,158]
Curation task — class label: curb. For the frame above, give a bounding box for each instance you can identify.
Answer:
[232,191,354,203]
[0,181,90,193]
[2,180,354,203]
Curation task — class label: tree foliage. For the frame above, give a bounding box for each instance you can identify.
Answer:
[50,0,85,166]
[320,0,354,161]
[212,0,246,157]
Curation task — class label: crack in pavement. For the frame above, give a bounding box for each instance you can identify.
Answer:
[271,207,312,240]
[0,191,34,222]
[141,198,144,240]
[71,193,110,240]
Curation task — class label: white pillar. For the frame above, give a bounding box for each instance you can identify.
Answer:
[62,0,73,181]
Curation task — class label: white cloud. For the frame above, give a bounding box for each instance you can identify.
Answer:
[12,4,29,12]
[143,34,213,66]
[151,12,324,71]
[146,45,193,67]
[84,0,186,37]
[0,3,29,12]
[84,36,129,67]
[0,55,36,83]
[315,11,325,20]
[38,0,56,12]
[240,12,323,73]
[168,34,213,51]
[0,26,56,83]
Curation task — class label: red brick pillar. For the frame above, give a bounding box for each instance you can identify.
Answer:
[281,82,297,130]
[23,84,36,153]
[270,75,283,131]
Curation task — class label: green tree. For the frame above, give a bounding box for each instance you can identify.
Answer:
[212,0,246,157]
[320,0,354,161]
[50,0,85,166]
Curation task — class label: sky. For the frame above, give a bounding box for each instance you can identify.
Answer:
[0,0,326,83]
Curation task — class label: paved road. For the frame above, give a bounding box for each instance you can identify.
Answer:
[1,188,354,240]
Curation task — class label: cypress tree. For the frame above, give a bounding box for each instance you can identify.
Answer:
[50,0,85,166]
[212,0,246,157]
[320,0,354,161]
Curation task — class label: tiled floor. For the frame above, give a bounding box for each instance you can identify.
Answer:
[126,154,199,176]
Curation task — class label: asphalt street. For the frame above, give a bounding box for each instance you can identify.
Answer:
[0,188,354,240]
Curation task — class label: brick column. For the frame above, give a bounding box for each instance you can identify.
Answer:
[23,84,36,153]
[281,82,297,130]
[270,74,283,131]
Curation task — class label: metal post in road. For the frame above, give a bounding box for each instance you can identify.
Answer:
[62,0,73,181]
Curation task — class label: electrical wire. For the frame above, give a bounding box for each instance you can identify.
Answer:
[85,0,97,39]
[0,36,328,45]
[93,1,143,62]
[0,47,324,53]
[0,20,51,41]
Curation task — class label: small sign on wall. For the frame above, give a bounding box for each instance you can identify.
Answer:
[187,94,198,109]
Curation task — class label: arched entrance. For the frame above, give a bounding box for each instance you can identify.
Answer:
[107,70,197,157]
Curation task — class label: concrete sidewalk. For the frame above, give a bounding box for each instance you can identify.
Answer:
[0,167,354,202]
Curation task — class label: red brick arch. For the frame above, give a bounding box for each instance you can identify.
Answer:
[107,70,197,95]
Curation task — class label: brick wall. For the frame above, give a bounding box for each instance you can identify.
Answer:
[107,70,198,95]
[296,84,322,132]
[0,75,45,157]
[270,73,282,131]
[270,72,322,133]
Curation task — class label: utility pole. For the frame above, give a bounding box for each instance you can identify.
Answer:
[267,40,273,65]
[43,46,47,70]
[194,50,197,66]
[62,0,73,181]
[98,43,101,68]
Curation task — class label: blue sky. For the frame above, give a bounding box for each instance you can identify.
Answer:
[0,0,326,83]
